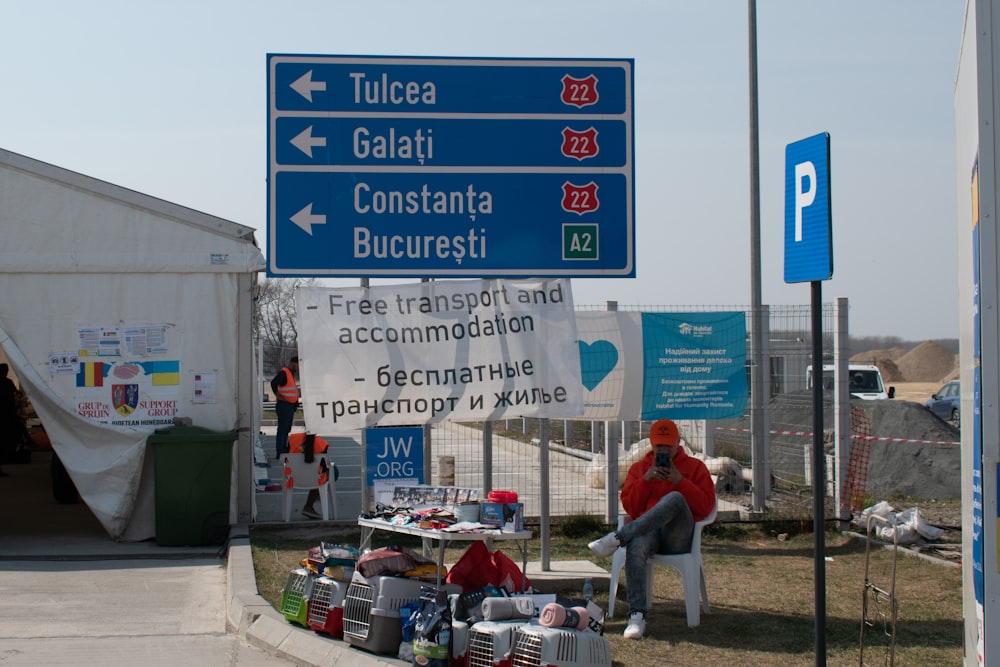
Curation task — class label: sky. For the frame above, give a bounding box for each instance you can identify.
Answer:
[0,1,967,341]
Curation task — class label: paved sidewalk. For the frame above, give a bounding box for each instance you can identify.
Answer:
[0,445,608,666]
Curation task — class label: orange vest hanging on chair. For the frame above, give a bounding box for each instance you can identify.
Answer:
[276,367,299,403]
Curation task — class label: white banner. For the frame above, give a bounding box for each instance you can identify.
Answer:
[296,279,583,431]
[575,311,642,419]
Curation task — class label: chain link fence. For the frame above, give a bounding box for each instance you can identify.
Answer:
[420,302,848,525]
[259,302,858,525]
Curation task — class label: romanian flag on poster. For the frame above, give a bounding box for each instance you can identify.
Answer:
[145,360,180,386]
[76,362,105,387]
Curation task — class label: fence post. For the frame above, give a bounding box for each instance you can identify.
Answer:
[834,297,851,526]
[482,420,493,496]
[605,420,620,524]
[750,305,772,510]
[540,418,551,571]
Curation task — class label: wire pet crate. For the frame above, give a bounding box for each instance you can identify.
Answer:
[343,573,460,655]
[279,568,315,627]
[466,620,530,667]
[306,575,349,638]
[509,625,611,667]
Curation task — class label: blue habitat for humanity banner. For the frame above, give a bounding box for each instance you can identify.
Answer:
[640,312,747,420]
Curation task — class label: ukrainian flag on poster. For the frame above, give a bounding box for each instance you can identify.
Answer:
[76,362,106,387]
[640,312,747,420]
[141,360,180,386]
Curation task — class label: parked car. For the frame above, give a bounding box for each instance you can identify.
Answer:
[925,380,961,428]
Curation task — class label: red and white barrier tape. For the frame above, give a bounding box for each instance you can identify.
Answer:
[713,426,958,446]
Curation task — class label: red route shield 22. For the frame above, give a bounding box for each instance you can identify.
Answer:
[561,127,599,161]
[561,181,599,215]
[560,74,599,108]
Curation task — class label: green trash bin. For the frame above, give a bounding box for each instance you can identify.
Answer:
[148,425,237,546]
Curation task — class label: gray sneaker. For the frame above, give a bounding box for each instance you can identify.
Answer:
[623,612,646,639]
[588,532,621,557]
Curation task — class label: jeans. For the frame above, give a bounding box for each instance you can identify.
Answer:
[617,491,694,616]
[274,400,296,458]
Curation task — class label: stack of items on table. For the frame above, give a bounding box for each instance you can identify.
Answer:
[369,485,525,533]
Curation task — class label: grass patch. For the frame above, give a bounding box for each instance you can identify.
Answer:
[251,521,962,666]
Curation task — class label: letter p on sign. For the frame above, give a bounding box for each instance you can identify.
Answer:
[794,161,817,241]
[784,132,832,283]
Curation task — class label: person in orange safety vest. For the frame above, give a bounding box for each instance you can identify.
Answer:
[270,356,299,458]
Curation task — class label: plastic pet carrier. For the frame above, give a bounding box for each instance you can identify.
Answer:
[342,572,461,655]
[466,620,530,667]
[279,568,315,627]
[509,625,611,667]
[306,576,349,638]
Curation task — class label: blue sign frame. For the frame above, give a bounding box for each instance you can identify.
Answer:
[784,132,832,283]
[267,54,635,278]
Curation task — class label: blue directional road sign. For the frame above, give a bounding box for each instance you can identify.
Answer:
[784,132,832,283]
[267,54,635,278]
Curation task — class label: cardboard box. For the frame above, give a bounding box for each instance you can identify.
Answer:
[480,502,524,530]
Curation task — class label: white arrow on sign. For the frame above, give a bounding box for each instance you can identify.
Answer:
[290,70,327,102]
[290,126,327,158]
[290,203,326,236]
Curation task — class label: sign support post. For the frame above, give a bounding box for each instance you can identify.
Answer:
[784,131,833,667]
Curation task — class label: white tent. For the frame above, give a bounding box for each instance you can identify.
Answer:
[0,148,265,541]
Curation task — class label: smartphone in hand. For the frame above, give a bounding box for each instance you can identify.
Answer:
[654,451,671,469]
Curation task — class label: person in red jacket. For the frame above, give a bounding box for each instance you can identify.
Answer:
[588,418,716,640]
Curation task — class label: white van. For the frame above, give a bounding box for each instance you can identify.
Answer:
[805,364,895,400]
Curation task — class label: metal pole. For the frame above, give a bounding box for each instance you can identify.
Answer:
[811,280,827,666]
[834,297,850,526]
[482,420,493,496]
[540,419,550,571]
[748,0,768,511]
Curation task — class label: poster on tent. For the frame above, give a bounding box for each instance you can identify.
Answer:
[295,279,584,432]
[574,311,747,420]
[74,359,182,427]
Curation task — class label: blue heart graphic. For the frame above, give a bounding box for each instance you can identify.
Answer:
[578,340,619,391]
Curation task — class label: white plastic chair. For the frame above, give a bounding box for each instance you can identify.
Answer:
[607,500,717,627]
[281,452,337,521]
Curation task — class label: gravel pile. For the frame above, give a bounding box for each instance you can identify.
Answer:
[725,391,960,500]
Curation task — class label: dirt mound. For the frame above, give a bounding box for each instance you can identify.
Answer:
[728,392,960,500]
[857,399,960,499]
[850,348,907,382]
[876,358,903,383]
[850,347,909,364]
[850,342,959,383]
[894,341,959,383]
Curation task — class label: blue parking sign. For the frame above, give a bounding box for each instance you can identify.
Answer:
[784,133,832,283]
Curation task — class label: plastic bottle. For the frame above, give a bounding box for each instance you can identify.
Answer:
[582,578,594,603]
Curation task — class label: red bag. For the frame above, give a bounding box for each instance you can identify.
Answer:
[493,548,530,593]
[446,541,498,591]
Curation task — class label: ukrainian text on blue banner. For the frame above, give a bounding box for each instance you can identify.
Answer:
[640,312,747,420]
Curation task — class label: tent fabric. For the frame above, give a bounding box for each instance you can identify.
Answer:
[0,149,262,273]
[0,148,264,541]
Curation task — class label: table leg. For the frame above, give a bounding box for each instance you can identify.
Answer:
[360,526,374,552]
[436,540,445,587]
